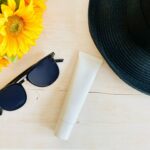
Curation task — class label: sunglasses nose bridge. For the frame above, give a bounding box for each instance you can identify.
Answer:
[16,75,27,84]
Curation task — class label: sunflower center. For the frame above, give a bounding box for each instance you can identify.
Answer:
[6,16,24,36]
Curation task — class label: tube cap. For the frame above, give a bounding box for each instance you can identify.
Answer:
[55,119,74,140]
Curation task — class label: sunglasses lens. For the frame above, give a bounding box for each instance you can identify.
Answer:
[27,57,59,87]
[0,84,27,111]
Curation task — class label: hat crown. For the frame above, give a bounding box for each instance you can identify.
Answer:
[127,0,150,49]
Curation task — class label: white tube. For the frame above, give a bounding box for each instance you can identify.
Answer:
[55,52,103,140]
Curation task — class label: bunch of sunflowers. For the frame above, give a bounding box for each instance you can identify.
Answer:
[0,0,46,71]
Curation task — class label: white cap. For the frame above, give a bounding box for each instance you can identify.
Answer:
[55,119,74,140]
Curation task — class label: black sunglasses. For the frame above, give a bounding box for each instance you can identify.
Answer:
[0,52,63,115]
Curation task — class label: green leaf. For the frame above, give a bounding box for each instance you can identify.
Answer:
[8,56,18,63]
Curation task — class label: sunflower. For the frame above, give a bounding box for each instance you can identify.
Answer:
[0,0,44,58]
[0,56,9,71]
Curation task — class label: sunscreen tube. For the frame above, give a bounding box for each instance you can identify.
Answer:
[55,52,103,140]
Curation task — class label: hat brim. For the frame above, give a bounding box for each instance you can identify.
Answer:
[88,0,150,94]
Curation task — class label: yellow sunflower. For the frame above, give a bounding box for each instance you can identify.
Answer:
[0,0,44,58]
[0,56,9,71]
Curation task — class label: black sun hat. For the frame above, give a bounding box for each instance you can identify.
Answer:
[88,0,150,94]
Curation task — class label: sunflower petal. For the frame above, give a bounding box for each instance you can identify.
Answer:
[0,37,7,55]
[0,18,6,26]
[15,0,25,16]
[1,4,13,18]
[7,0,16,11]
[0,26,6,36]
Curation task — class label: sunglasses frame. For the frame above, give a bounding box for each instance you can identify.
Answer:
[0,52,63,115]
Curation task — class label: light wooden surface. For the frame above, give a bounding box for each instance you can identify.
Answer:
[0,0,149,149]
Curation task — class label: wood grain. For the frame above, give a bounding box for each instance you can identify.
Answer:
[0,0,149,149]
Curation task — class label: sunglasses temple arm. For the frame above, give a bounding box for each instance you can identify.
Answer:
[55,59,64,63]
[0,108,3,116]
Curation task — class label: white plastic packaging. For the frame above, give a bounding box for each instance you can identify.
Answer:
[55,52,103,140]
